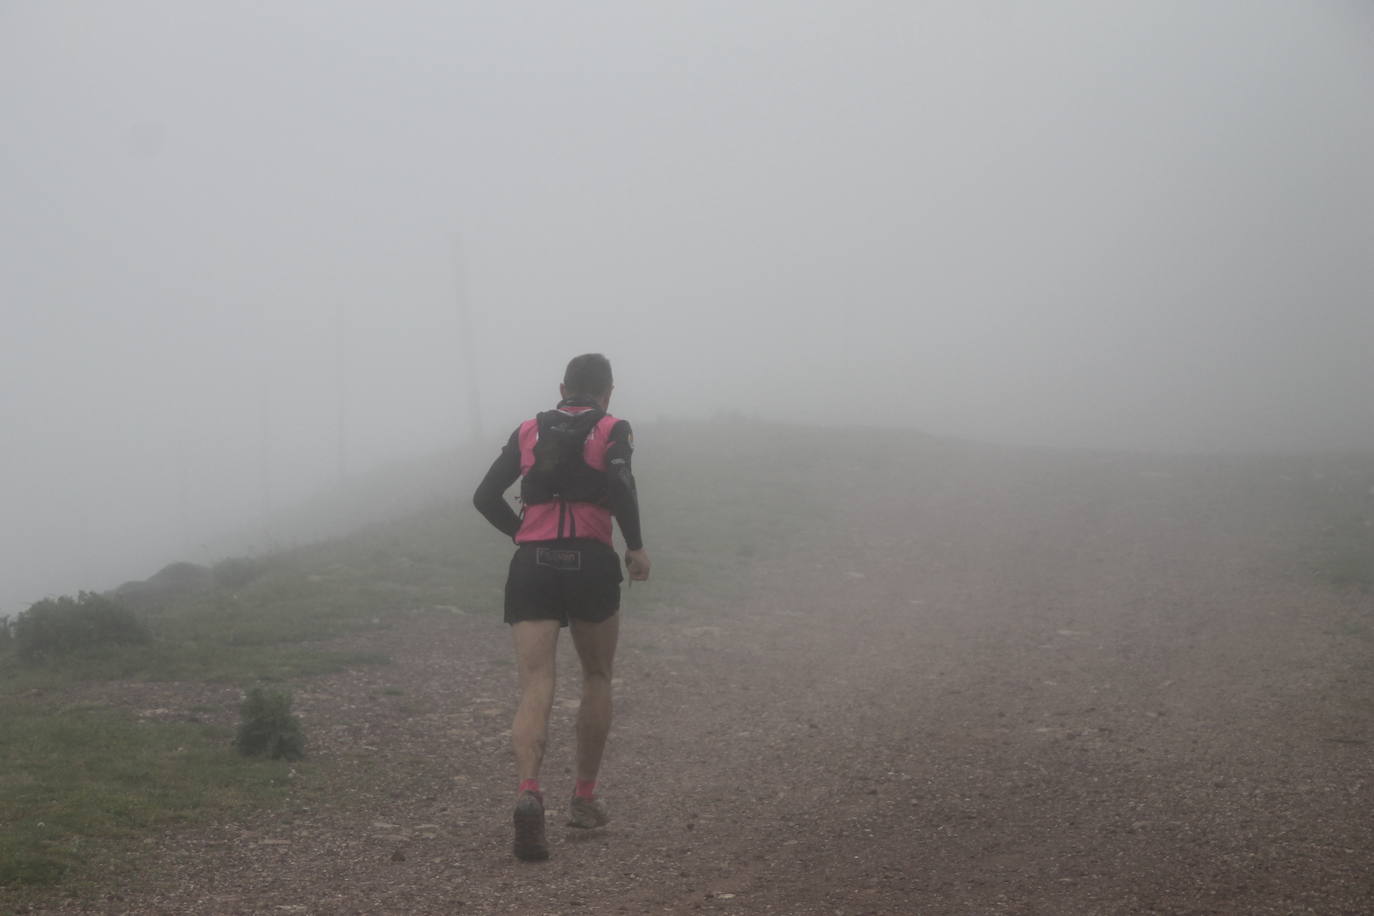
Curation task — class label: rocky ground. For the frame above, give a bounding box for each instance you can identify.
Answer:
[14,446,1374,914]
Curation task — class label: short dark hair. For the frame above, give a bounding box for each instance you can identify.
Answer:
[563,353,614,398]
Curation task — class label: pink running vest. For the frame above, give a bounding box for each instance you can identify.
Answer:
[515,409,620,546]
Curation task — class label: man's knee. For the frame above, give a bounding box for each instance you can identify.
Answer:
[574,639,614,681]
[580,663,613,684]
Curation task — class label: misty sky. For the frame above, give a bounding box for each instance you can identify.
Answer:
[3,1,1373,612]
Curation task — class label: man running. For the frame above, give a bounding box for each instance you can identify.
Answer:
[472,353,650,861]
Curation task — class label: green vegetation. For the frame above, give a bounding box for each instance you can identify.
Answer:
[11,592,149,661]
[235,687,305,760]
[0,700,292,890]
[211,555,266,589]
[0,506,514,690]
[0,504,510,898]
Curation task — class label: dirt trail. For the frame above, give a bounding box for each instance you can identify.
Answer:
[23,452,1374,915]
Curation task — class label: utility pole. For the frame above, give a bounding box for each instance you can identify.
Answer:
[177,434,191,553]
[334,301,350,483]
[452,235,483,442]
[258,374,272,548]
[255,302,273,549]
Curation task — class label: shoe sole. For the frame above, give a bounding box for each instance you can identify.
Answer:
[513,795,549,861]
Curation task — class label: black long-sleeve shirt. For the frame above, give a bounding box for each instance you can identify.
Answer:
[472,417,643,550]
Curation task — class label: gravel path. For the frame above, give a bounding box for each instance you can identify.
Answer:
[22,449,1374,914]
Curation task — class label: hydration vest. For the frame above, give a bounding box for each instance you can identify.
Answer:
[515,407,620,544]
[520,408,609,506]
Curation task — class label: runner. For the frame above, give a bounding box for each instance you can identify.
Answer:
[472,353,651,861]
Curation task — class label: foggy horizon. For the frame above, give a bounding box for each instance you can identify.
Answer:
[4,0,1373,612]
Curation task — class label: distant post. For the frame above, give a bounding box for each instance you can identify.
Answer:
[334,301,350,483]
[257,374,272,547]
[255,302,273,548]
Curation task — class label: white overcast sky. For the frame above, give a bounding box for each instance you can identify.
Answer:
[2,1,1373,610]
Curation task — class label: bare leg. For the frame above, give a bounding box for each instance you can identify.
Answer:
[511,620,561,783]
[568,612,620,783]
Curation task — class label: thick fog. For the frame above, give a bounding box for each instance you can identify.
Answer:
[3,1,1372,612]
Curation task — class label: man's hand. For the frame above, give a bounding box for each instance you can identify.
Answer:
[624,548,651,582]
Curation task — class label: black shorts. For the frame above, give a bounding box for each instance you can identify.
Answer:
[504,539,623,626]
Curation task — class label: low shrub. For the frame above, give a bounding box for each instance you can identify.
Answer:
[12,592,150,661]
[212,556,266,589]
[234,687,305,760]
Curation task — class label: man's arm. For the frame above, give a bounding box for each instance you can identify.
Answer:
[605,420,643,550]
[606,420,649,580]
[473,429,523,539]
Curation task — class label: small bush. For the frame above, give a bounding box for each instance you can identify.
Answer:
[12,592,150,661]
[235,687,305,760]
[213,556,266,589]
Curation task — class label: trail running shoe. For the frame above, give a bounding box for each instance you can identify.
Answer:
[567,794,610,829]
[512,791,549,861]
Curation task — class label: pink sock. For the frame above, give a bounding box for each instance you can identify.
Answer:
[574,779,597,799]
[519,778,542,798]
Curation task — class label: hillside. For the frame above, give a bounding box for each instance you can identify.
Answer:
[3,421,1372,914]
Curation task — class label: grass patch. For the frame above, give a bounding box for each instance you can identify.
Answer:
[0,699,292,894]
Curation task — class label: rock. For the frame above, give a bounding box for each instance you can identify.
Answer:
[147,561,213,592]
[113,561,214,608]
